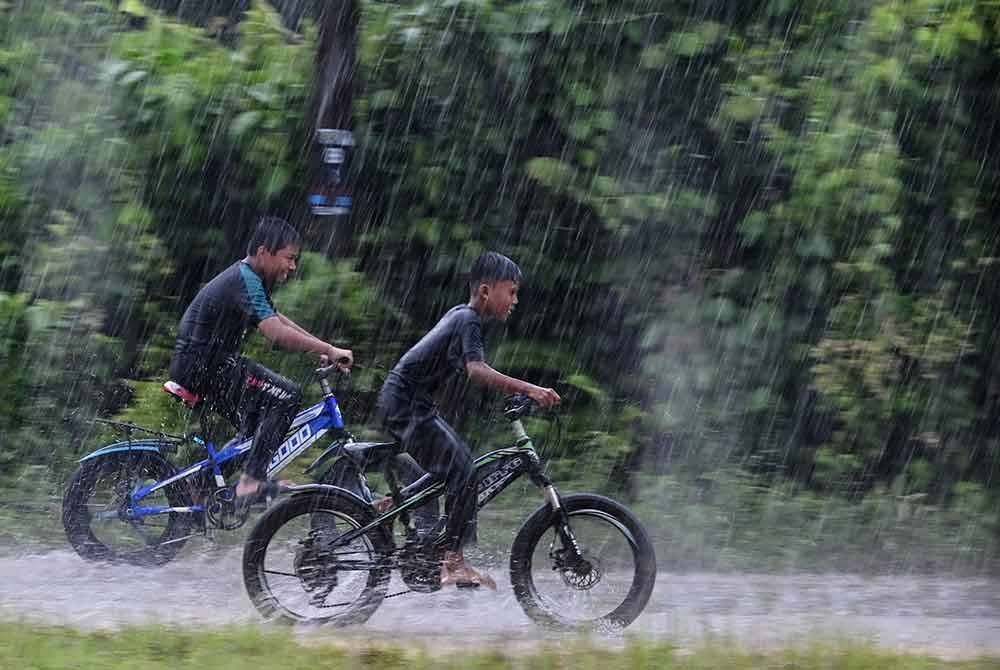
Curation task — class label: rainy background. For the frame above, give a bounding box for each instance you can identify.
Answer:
[1,0,1000,663]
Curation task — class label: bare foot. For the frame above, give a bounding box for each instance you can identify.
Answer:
[372,496,395,514]
[235,474,296,498]
[441,550,497,590]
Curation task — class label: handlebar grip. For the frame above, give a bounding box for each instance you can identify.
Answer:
[314,363,351,380]
[503,393,535,421]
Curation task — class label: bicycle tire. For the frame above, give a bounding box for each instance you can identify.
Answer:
[62,451,193,566]
[243,488,392,626]
[509,493,656,630]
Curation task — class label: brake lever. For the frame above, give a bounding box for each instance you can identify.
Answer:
[315,356,354,380]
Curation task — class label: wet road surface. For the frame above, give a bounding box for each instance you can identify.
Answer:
[1,545,997,658]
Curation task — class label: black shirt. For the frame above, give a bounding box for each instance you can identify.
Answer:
[170,260,276,390]
[382,304,485,419]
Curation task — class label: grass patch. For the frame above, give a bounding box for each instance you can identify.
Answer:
[0,623,996,670]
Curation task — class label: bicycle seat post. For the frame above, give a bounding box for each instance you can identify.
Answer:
[192,402,226,489]
[197,436,226,489]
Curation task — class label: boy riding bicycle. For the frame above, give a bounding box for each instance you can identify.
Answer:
[376,251,560,589]
[169,216,352,508]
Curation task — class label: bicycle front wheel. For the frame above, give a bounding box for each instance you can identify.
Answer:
[510,493,656,630]
[243,488,392,626]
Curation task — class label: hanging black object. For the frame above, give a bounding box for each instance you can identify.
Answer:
[310,128,354,217]
[307,1,358,222]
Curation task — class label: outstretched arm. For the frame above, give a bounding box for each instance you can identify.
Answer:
[258,315,353,368]
[277,313,319,338]
[465,360,560,407]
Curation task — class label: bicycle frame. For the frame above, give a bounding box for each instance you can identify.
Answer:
[327,415,562,553]
[123,393,348,520]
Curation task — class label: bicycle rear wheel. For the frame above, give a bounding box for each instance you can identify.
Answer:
[243,489,392,626]
[62,451,194,566]
[510,493,656,630]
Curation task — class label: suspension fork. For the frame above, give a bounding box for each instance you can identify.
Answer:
[534,474,585,566]
[526,463,585,568]
[510,416,587,566]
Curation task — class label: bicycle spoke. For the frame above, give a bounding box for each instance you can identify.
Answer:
[253,506,388,623]
[64,452,194,565]
[263,569,299,578]
[129,521,167,545]
[528,510,639,623]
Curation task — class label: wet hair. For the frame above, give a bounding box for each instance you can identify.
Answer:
[468,251,523,293]
[246,216,301,256]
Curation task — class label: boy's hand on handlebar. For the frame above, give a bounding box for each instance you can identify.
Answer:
[320,346,353,371]
[527,386,561,408]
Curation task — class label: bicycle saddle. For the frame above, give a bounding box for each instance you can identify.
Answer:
[342,441,402,468]
[163,380,202,408]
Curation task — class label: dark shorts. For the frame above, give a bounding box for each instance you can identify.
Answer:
[172,355,301,480]
[376,380,476,549]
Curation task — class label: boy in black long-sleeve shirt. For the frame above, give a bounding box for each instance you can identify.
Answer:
[376,252,560,588]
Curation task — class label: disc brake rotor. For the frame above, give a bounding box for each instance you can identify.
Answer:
[554,548,602,590]
[399,540,442,593]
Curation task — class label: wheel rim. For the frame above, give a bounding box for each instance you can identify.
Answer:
[77,461,179,559]
[255,508,385,622]
[526,508,640,626]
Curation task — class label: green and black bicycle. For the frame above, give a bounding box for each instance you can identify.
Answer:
[242,394,657,630]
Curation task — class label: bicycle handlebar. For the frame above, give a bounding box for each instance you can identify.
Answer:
[314,357,353,381]
[503,394,536,421]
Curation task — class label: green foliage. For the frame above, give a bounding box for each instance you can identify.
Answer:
[2,623,996,670]
[109,1,312,207]
[82,379,197,451]
[3,0,1000,573]
[242,251,407,407]
[632,0,1000,503]
[0,293,30,447]
[0,0,168,472]
[634,466,1000,573]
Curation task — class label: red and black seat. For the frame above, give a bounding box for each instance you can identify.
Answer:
[163,381,201,408]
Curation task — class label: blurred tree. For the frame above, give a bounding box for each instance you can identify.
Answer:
[0,1,171,469]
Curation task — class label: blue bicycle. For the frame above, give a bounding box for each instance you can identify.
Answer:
[62,364,363,566]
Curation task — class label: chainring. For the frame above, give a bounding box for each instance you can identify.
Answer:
[399,540,443,593]
[205,487,247,530]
